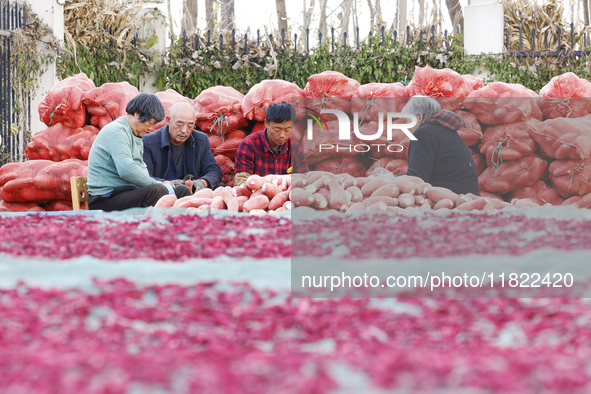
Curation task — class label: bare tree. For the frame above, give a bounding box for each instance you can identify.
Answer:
[219,0,235,31]
[276,0,288,35]
[318,0,328,41]
[340,0,353,44]
[397,0,407,34]
[445,0,463,33]
[418,0,425,26]
[302,0,316,50]
[375,0,383,29]
[181,0,198,35]
[367,0,375,32]
[585,0,590,26]
[205,0,215,34]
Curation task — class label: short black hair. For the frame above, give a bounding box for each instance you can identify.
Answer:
[266,102,295,123]
[126,93,165,123]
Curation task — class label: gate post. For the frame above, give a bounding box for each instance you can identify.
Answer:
[29,1,64,136]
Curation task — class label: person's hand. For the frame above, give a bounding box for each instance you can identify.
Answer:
[193,179,206,192]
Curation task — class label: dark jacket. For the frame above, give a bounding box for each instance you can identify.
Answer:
[406,110,480,195]
[143,125,222,189]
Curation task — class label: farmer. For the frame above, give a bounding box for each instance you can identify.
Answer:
[87,93,191,211]
[402,96,480,195]
[234,102,308,186]
[143,102,222,192]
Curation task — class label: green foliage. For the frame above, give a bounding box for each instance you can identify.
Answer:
[57,39,154,88]
[57,27,591,97]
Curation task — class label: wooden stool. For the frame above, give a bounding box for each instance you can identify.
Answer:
[70,176,89,210]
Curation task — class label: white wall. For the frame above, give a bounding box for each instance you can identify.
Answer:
[29,0,64,135]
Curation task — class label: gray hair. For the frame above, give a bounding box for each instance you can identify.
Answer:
[401,96,441,119]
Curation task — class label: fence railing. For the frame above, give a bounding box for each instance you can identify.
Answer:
[0,0,28,164]
[167,23,591,57]
[170,25,465,54]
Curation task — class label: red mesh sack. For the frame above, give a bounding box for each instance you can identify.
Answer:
[479,119,540,166]
[461,82,543,125]
[355,120,410,160]
[351,83,408,122]
[0,159,87,203]
[470,148,487,175]
[82,82,140,129]
[151,89,194,132]
[366,158,408,176]
[454,110,482,147]
[463,74,484,91]
[194,86,248,136]
[304,71,360,98]
[215,155,235,187]
[478,154,548,193]
[528,115,591,161]
[314,156,366,177]
[510,180,564,206]
[568,193,591,208]
[479,191,504,200]
[539,72,591,119]
[212,138,243,161]
[406,66,472,110]
[24,124,100,161]
[38,73,95,129]
[0,200,44,212]
[301,119,361,164]
[549,157,591,198]
[242,80,304,122]
[42,200,73,211]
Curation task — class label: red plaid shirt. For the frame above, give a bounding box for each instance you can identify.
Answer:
[235,130,308,176]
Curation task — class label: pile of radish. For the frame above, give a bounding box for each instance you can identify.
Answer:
[154,174,292,214]
[290,171,542,213]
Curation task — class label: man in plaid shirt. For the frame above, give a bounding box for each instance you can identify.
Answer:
[234,102,308,186]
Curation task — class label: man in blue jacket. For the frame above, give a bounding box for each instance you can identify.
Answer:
[143,102,222,191]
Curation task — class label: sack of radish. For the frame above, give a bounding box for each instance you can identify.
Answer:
[38,73,95,129]
[0,159,88,203]
[82,82,140,129]
[194,86,248,136]
[24,124,100,161]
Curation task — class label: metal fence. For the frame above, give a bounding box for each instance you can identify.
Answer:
[0,0,27,165]
[173,25,464,54]
[172,24,591,56]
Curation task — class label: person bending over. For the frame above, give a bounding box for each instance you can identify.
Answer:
[88,93,191,211]
[402,96,479,195]
[233,102,307,186]
[143,102,222,192]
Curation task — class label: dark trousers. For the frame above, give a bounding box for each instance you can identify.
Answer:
[89,184,191,211]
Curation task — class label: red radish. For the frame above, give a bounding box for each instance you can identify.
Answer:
[363,196,399,207]
[434,199,454,210]
[210,196,227,210]
[346,186,363,203]
[326,179,348,210]
[246,174,265,191]
[361,178,390,196]
[194,188,214,198]
[262,182,282,199]
[371,183,400,198]
[243,195,270,212]
[397,193,415,208]
[269,191,289,211]
[312,193,328,209]
[154,194,176,208]
[366,201,388,211]
[290,188,314,206]
[345,202,367,214]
